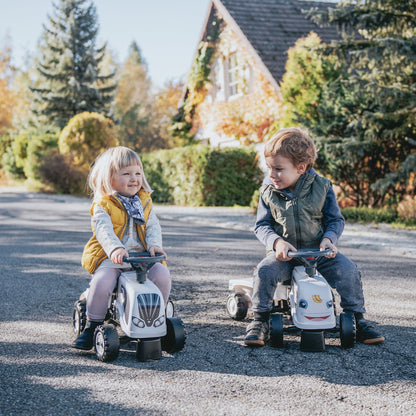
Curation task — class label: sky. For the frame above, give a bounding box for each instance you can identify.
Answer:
[0,0,211,87]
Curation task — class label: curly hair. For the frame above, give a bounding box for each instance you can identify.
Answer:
[264,128,317,170]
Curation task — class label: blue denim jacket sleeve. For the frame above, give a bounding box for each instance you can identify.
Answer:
[254,180,344,250]
[254,195,280,251]
[321,185,344,246]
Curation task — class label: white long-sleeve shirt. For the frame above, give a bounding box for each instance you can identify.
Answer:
[92,204,163,268]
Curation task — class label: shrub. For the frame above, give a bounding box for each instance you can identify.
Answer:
[1,146,24,179]
[203,148,263,206]
[142,156,173,204]
[22,132,58,181]
[1,129,59,182]
[59,112,119,173]
[38,149,87,195]
[10,132,28,171]
[142,145,263,206]
[341,206,398,223]
[142,146,210,205]
[397,196,416,225]
[0,134,12,166]
[26,134,58,181]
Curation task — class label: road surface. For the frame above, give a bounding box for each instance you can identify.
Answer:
[0,191,415,415]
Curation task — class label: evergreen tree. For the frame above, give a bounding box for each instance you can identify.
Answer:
[306,0,416,207]
[279,32,341,129]
[31,0,116,129]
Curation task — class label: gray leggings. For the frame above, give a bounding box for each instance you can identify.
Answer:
[252,252,366,314]
[86,262,171,321]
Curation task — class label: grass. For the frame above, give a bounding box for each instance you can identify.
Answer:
[341,207,416,229]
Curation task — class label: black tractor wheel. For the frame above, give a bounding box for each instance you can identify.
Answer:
[72,299,86,337]
[270,313,284,347]
[340,312,356,349]
[161,317,186,353]
[226,293,249,320]
[94,324,120,362]
[136,338,162,362]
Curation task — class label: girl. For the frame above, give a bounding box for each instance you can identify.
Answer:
[72,146,171,350]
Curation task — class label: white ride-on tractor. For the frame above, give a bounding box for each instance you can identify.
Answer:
[72,252,186,362]
[226,249,356,351]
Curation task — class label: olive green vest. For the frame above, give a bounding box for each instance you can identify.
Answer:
[261,173,331,250]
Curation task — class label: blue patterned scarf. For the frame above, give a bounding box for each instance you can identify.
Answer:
[117,193,145,224]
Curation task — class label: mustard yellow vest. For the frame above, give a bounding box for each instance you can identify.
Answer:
[81,190,152,274]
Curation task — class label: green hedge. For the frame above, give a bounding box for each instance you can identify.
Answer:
[141,145,263,206]
[341,206,398,223]
[1,129,59,181]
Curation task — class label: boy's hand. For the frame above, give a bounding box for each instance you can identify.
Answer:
[274,238,297,261]
[149,245,167,260]
[320,238,337,258]
[110,247,129,264]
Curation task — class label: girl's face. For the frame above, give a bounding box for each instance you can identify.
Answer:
[265,154,306,192]
[111,164,143,197]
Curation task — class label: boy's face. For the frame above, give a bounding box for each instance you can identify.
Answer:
[265,154,306,192]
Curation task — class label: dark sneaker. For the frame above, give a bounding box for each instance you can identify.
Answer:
[244,320,270,347]
[71,320,102,350]
[356,318,385,344]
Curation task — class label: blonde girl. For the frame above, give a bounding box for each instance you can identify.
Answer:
[72,146,171,350]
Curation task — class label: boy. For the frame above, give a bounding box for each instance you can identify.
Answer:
[244,128,384,347]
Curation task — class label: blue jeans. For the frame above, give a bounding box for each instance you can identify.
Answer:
[251,252,366,314]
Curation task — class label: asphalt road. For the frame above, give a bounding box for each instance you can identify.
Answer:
[0,191,415,416]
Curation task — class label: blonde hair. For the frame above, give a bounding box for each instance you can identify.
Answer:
[88,146,152,200]
[265,128,317,170]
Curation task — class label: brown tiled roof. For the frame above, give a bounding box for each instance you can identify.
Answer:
[212,0,340,84]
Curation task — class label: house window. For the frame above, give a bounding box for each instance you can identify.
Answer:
[210,57,225,102]
[228,53,239,98]
[224,53,252,100]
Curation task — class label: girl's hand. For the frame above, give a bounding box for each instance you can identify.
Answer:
[274,238,296,261]
[148,245,167,260]
[110,247,129,265]
[320,238,337,258]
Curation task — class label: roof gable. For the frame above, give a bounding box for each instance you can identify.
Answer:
[210,0,339,85]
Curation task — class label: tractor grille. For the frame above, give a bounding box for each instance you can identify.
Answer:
[136,293,161,327]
